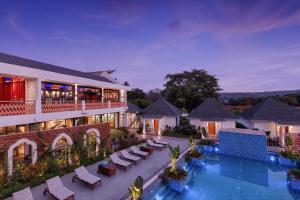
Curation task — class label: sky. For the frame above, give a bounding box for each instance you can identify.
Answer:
[0,0,300,92]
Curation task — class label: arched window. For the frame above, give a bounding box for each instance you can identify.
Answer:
[84,129,100,157]
[7,138,37,175]
[52,133,73,165]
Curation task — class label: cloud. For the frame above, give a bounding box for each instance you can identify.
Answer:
[82,0,148,27]
[48,31,95,45]
[168,0,300,36]
[5,12,34,43]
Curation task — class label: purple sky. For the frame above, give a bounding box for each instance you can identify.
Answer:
[0,0,300,92]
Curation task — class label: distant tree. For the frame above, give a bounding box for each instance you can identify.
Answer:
[147,88,162,103]
[128,88,150,109]
[123,81,130,86]
[162,69,221,112]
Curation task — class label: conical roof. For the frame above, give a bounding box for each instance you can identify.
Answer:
[242,98,300,125]
[142,98,183,118]
[189,98,237,121]
[126,102,142,113]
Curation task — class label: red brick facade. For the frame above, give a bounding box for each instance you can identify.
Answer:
[0,123,111,152]
[289,133,300,152]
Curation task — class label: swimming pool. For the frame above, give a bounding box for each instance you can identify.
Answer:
[143,153,300,200]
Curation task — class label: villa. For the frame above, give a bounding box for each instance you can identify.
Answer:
[121,101,142,129]
[0,52,129,176]
[141,98,184,135]
[189,98,237,137]
[240,98,300,149]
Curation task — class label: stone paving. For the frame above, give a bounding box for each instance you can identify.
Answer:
[7,136,188,200]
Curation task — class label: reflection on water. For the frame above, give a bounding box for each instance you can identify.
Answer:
[144,153,299,200]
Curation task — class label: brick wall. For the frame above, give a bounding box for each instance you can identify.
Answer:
[289,133,300,152]
[0,123,111,152]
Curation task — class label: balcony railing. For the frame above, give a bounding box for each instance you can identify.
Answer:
[42,101,80,113]
[0,101,35,116]
[0,100,126,115]
[111,101,126,108]
[42,101,125,113]
[85,101,109,110]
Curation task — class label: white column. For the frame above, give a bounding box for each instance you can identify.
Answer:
[158,119,161,135]
[101,88,104,103]
[143,119,146,134]
[74,84,78,104]
[35,79,42,115]
[115,112,120,128]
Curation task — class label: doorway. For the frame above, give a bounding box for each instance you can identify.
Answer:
[208,122,216,135]
[278,126,289,147]
[154,119,159,135]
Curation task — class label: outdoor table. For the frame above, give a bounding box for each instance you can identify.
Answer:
[140,146,154,154]
[98,163,116,177]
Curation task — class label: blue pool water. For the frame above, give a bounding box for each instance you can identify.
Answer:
[144,153,300,200]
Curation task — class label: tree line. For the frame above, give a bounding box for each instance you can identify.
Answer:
[126,69,221,112]
[125,69,300,112]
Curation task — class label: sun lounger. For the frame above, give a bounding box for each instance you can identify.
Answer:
[147,139,164,150]
[44,176,74,200]
[73,166,101,190]
[13,187,34,200]
[120,149,142,165]
[130,146,149,159]
[110,153,133,171]
[153,138,169,146]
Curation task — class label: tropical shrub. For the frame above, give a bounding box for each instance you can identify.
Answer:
[288,169,300,180]
[199,139,215,146]
[161,145,187,181]
[280,150,300,160]
[286,135,293,151]
[128,176,144,200]
[185,137,203,162]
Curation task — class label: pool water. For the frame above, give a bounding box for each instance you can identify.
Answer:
[144,153,300,200]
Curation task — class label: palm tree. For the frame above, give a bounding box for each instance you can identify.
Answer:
[168,145,180,173]
[129,176,143,200]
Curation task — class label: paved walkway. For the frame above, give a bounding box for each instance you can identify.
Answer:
[7,136,188,200]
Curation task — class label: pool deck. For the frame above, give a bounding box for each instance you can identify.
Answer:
[6,136,188,200]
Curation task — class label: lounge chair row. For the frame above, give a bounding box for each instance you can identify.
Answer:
[12,138,169,200]
[109,139,169,170]
[13,166,100,200]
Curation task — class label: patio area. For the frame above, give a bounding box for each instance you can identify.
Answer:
[6,136,189,200]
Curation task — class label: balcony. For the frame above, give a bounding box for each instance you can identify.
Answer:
[0,100,126,116]
[42,101,126,113]
[0,101,35,116]
[42,101,81,113]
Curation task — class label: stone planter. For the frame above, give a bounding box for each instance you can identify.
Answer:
[167,177,187,193]
[202,145,214,153]
[288,175,300,191]
[190,157,205,167]
[278,156,297,167]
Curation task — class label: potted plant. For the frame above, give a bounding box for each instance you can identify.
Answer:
[279,136,299,167]
[185,137,204,166]
[288,169,300,191]
[161,145,188,192]
[128,176,143,200]
[279,151,299,167]
[199,139,215,153]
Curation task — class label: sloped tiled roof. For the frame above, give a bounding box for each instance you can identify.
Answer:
[189,98,238,121]
[0,52,114,83]
[142,98,183,118]
[242,98,300,125]
[127,102,142,113]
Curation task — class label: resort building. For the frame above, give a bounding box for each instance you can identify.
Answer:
[121,102,142,129]
[141,98,184,135]
[240,98,300,147]
[0,53,129,175]
[189,98,237,137]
